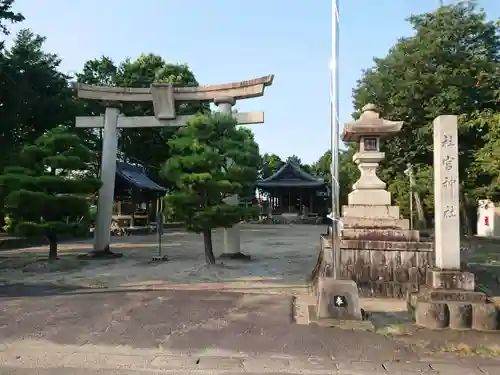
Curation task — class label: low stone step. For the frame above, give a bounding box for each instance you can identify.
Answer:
[340,239,433,251]
[342,228,420,242]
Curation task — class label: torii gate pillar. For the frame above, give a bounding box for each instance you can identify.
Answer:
[95,104,120,253]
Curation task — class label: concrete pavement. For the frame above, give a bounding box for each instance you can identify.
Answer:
[0,287,415,361]
[0,350,497,374]
[0,286,498,374]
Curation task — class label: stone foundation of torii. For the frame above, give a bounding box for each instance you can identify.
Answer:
[75,75,274,256]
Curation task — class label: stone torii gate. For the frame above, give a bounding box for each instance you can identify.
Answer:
[75,75,274,256]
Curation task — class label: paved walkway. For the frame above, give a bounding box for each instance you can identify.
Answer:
[0,287,498,374]
[0,345,496,374]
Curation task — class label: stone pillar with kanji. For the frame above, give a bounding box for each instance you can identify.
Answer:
[414,115,499,331]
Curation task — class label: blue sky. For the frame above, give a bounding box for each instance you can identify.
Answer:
[5,0,500,164]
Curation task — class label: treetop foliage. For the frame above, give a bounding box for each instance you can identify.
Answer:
[0,0,23,40]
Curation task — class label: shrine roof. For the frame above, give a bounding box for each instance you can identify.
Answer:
[116,161,167,193]
[257,161,325,189]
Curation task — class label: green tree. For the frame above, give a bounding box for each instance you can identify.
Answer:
[388,165,433,222]
[286,155,302,166]
[312,147,359,206]
[301,163,313,174]
[0,128,101,261]
[284,154,317,175]
[260,153,283,179]
[237,127,260,199]
[0,28,78,230]
[76,54,208,183]
[468,110,500,201]
[161,113,260,264]
[352,2,500,227]
[1,29,76,170]
[311,151,331,183]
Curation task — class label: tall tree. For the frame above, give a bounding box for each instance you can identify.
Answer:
[0,29,75,170]
[354,2,499,171]
[161,113,260,264]
[0,128,100,261]
[0,0,24,47]
[352,2,500,226]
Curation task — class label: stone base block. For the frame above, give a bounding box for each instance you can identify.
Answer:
[341,228,420,242]
[427,269,475,291]
[448,303,472,329]
[316,278,362,320]
[342,205,399,219]
[472,303,499,331]
[415,301,448,329]
[341,217,410,230]
[414,288,498,330]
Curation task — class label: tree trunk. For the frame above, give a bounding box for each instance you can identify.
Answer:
[47,234,58,262]
[203,229,216,265]
[0,211,5,231]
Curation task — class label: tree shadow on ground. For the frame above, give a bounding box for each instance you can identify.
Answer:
[0,282,193,298]
[0,283,87,298]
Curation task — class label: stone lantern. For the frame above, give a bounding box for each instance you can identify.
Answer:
[314,103,435,306]
[342,104,403,207]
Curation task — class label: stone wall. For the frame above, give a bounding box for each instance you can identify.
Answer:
[312,236,434,299]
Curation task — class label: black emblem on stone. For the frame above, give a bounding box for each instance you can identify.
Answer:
[332,295,347,307]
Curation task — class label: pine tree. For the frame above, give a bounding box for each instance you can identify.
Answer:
[161,113,260,264]
[0,127,101,261]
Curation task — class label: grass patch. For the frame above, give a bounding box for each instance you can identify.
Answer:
[464,237,500,264]
[440,342,500,357]
[467,249,500,264]
[375,324,412,336]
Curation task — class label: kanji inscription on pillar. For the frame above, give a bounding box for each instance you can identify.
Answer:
[433,115,460,270]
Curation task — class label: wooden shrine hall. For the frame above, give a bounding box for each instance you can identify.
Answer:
[112,161,167,233]
[257,161,329,221]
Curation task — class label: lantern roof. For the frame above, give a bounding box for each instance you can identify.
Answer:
[342,104,404,142]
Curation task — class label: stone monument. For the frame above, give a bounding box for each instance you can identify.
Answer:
[336,104,433,298]
[75,76,274,257]
[414,115,499,331]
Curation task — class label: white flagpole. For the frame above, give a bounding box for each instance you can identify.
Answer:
[330,0,341,279]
